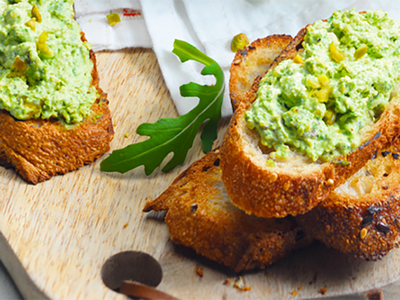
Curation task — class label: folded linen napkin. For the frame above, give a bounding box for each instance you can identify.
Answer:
[75,0,400,117]
[75,0,152,51]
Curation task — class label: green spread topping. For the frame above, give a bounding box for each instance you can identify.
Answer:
[245,10,400,162]
[0,0,98,124]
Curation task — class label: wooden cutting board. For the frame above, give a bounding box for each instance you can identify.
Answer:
[1,48,400,300]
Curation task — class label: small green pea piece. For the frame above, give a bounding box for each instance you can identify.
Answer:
[231,33,249,52]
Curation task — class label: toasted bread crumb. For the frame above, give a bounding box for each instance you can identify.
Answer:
[195,266,204,277]
[320,287,327,295]
[233,276,251,291]
[291,284,302,295]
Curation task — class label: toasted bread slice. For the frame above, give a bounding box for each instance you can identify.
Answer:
[296,138,400,260]
[0,31,114,184]
[143,149,311,272]
[229,34,400,260]
[220,25,400,218]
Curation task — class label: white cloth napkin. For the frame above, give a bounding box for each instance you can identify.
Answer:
[75,0,152,50]
[75,0,400,117]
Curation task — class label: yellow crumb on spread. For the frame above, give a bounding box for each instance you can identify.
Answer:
[291,290,298,295]
[124,132,129,138]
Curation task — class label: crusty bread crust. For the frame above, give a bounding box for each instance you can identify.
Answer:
[221,26,400,218]
[0,32,114,184]
[229,34,293,111]
[144,149,311,272]
[297,137,400,260]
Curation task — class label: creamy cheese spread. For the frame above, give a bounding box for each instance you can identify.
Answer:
[0,0,98,124]
[245,9,400,161]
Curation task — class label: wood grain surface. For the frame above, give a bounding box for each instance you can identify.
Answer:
[1,48,400,300]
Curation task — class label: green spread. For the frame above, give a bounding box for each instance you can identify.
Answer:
[245,9,400,162]
[0,0,98,124]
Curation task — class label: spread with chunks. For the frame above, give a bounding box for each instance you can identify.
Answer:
[245,10,400,162]
[0,0,98,124]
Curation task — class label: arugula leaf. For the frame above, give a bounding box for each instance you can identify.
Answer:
[100,39,224,175]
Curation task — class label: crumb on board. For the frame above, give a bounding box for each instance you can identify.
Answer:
[291,285,302,296]
[123,223,128,228]
[233,276,251,291]
[320,287,327,295]
[195,266,204,277]
[124,132,129,138]
[107,13,121,26]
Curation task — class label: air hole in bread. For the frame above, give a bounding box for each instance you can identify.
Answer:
[295,230,305,241]
[295,43,304,51]
[213,158,220,166]
[384,165,392,176]
[202,165,211,172]
[190,203,198,213]
[179,180,188,188]
[179,191,188,198]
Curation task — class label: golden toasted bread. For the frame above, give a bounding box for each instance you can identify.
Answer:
[220,24,400,218]
[297,138,400,260]
[230,34,400,260]
[144,149,311,272]
[0,33,114,183]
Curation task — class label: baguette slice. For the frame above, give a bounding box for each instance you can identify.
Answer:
[230,34,400,260]
[221,26,400,218]
[296,138,400,260]
[0,32,114,184]
[143,149,311,272]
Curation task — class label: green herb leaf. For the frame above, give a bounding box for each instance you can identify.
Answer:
[100,39,224,175]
